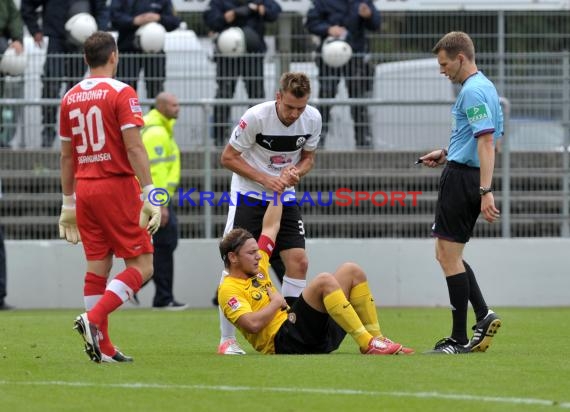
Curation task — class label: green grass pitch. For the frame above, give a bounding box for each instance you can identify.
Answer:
[1,307,569,412]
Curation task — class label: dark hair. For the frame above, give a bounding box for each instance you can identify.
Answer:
[84,31,117,69]
[432,31,475,61]
[219,228,254,267]
[279,72,311,98]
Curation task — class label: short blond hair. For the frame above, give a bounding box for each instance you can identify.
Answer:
[279,72,311,98]
[432,31,475,61]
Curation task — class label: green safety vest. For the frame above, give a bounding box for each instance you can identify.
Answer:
[141,109,181,201]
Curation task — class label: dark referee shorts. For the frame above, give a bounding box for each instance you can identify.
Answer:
[432,161,481,244]
[227,193,305,254]
[274,294,347,354]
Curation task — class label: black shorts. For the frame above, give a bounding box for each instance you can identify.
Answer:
[227,193,305,254]
[432,161,481,244]
[274,294,346,354]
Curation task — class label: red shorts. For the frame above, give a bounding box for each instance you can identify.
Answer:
[76,176,154,260]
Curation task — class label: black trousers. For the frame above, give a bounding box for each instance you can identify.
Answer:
[0,226,6,303]
[212,54,265,146]
[41,37,85,147]
[151,204,179,307]
[117,51,166,100]
[317,55,374,146]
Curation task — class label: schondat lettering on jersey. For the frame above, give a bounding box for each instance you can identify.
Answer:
[66,89,110,105]
[78,153,112,164]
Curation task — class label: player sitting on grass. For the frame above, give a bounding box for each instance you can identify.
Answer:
[217,195,413,355]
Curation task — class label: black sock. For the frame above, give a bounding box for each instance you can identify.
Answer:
[446,272,469,345]
[463,260,488,322]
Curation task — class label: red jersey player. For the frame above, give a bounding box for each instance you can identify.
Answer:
[58,31,160,363]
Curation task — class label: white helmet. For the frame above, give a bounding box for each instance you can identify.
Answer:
[0,47,27,76]
[135,22,166,53]
[216,27,246,56]
[65,12,98,45]
[321,37,353,68]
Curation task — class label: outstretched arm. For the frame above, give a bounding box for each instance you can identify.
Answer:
[234,199,286,334]
[260,196,283,245]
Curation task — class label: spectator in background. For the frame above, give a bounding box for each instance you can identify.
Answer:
[0,0,24,149]
[0,176,10,308]
[141,92,187,310]
[0,225,9,310]
[21,0,109,148]
[110,0,181,100]
[203,0,281,147]
[305,0,380,149]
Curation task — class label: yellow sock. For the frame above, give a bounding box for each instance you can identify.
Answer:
[349,281,382,337]
[323,289,372,349]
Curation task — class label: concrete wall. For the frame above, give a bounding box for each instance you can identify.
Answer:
[5,238,569,309]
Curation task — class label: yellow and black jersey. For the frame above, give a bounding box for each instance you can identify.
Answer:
[218,249,288,354]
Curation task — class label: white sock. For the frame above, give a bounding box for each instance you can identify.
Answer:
[84,295,102,311]
[281,275,306,298]
[219,306,237,343]
[218,270,236,343]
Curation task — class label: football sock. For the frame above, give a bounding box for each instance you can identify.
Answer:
[84,272,114,355]
[349,281,382,337]
[281,276,306,298]
[83,272,106,310]
[463,260,489,322]
[87,267,142,327]
[446,272,469,345]
[219,306,237,343]
[218,270,237,342]
[323,289,372,350]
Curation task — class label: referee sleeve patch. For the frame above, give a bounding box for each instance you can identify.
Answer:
[258,235,275,257]
[467,104,489,123]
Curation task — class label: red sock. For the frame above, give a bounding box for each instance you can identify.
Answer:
[99,317,114,356]
[84,272,115,355]
[87,267,143,327]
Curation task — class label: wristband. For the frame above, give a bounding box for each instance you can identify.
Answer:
[62,193,76,207]
[258,234,275,257]
[142,184,155,198]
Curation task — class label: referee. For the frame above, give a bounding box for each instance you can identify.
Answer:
[419,31,503,355]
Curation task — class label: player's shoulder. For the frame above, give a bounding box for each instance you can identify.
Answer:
[63,77,132,98]
[97,77,134,93]
[302,104,322,121]
[248,100,275,117]
[463,73,498,101]
[238,101,275,130]
[83,77,135,94]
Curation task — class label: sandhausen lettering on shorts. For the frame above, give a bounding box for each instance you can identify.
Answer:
[78,153,112,164]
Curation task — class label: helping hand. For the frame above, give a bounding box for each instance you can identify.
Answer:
[280,166,300,186]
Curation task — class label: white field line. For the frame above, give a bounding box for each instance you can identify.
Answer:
[0,380,569,408]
